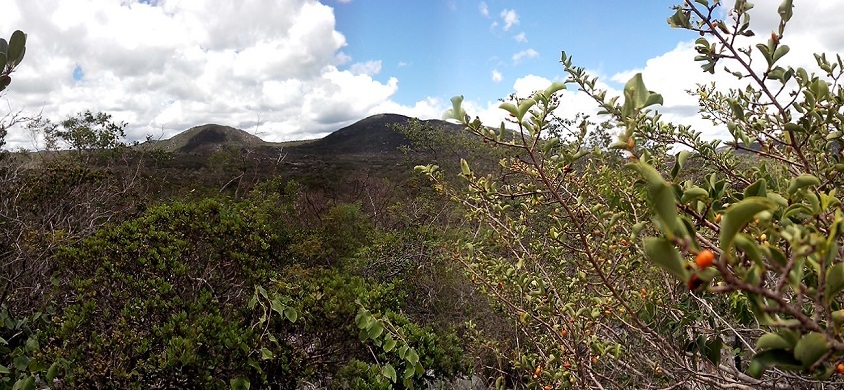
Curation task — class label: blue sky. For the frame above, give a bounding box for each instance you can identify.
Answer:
[1,0,843,149]
[333,1,690,106]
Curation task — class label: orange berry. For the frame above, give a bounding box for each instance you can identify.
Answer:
[695,250,715,269]
[535,366,542,376]
[563,362,571,369]
[545,386,552,390]
[837,363,844,374]
[560,329,567,337]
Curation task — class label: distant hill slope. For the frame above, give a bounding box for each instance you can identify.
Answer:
[287,113,463,155]
[143,124,270,154]
[140,114,464,156]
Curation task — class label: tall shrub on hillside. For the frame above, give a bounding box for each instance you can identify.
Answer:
[418,1,844,388]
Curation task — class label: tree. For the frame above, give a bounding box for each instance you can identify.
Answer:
[420,0,844,388]
[40,110,128,156]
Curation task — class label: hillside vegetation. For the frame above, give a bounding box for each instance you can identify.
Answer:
[4,1,844,389]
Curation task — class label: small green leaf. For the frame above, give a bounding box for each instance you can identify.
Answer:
[383,336,397,353]
[270,298,285,316]
[756,332,793,350]
[382,363,397,382]
[460,158,471,176]
[406,348,420,365]
[230,377,251,390]
[12,377,35,390]
[543,82,566,97]
[260,347,274,360]
[772,45,790,63]
[7,30,26,66]
[756,43,773,67]
[719,197,776,256]
[624,73,650,111]
[0,364,9,375]
[794,332,830,367]
[283,307,297,323]
[777,0,793,22]
[46,361,60,381]
[824,263,844,304]
[643,237,690,281]
[743,179,767,198]
[787,174,820,195]
[747,349,802,378]
[368,321,384,339]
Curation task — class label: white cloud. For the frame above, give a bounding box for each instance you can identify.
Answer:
[598,0,844,140]
[512,49,539,64]
[514,32,527,43]
[397,61,410,68]
[491,69,503,83]
[500,9,519,31]
[0,0,407,148]
[349,60,382,76]
[479,1,489,18]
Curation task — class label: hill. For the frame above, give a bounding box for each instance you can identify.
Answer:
[286,113,463,155]
[142,124,272,154]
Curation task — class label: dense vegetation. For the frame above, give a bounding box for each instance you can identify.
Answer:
[4,1,844,388]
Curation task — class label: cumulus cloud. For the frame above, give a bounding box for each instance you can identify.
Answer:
[514,32,527,43]
[598,0,844,140]
[349,60,382,76]
[512,49,539,64]
[500,9,519,31]
[0,0,409,148]
[491,69,503,83]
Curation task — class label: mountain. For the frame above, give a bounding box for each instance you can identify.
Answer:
[143,124,271,154]
[287,113,462,155]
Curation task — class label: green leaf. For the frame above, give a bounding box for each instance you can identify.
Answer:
[743,179,767,198]
[7,30,26,66]
[460,158,471,176]
[270,298,285,316]
[46,361,60,381]
[681,186,709,204]
[406,348,420,365]
[643,237,690,281]
[727,98,745,121]
[756,332,793,350]
[12,377,35,390]
[719,197,776,256]
[283,307,297,323]
[368,321,384,339]
[772,45,790,64]
[624,73,649,111]
[0,52,7,73]
[825,263,844,304]
[543,82,566,97]
[499,102,518,118]
[0,364,9,375]
[756,43,773,67]
[778,0,793,22]
[230,377,251,390]
[794,332,830,367]
[404,365,416,380]
[517,98,537,119]
[747,349,802,378]
[382,363,397,383]
[628,162,682,238]
[383,337,397,353]
[444,95,466,121]
[260,347,274,360]
[787,174,820,195]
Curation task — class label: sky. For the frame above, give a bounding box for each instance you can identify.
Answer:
[1,0,844,150]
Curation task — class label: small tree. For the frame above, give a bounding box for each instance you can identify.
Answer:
[421,0,844,387]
